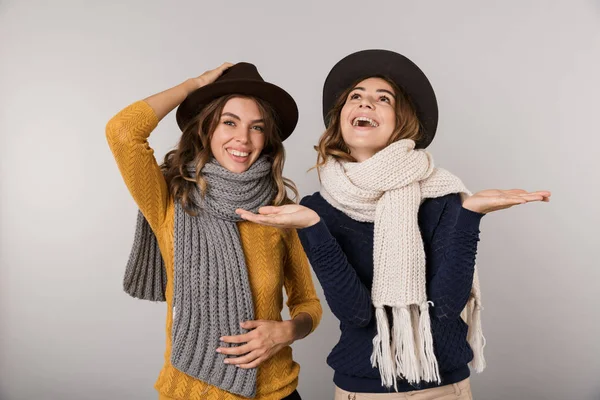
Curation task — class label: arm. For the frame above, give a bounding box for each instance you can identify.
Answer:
[105,63,232,231]
[297,218,373,328]
[427,187,552,321]
[426,194,483,321]
[106,101,168,231]
[282,228,323,338]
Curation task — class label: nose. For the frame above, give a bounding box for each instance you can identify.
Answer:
[359,96,374,109]
[234,126,250,143]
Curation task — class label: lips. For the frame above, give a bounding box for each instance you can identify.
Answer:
[351,116,379,128]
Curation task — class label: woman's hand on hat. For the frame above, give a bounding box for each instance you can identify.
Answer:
[236,205,320,229]
[188,62,234,92]
[462,189,551,214]
[217,319,295,369]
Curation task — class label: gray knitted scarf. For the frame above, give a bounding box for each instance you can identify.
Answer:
[123,156,276,398]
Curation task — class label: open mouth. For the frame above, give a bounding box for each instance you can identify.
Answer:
[352,116,379,128]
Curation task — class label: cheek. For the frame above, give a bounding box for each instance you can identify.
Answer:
[209,127,227,152]
[383,107,397,125]
[340,104,352,123]
[251,132,266,153]
[380,108,397,136]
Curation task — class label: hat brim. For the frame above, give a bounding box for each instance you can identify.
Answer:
[322,49,438,148]
[176,79,298,141]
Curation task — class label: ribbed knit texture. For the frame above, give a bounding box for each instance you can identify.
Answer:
[298,192,482,393]
[106,101,322,400]
[170,158,276,398]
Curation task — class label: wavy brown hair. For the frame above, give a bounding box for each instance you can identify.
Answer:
[161,95,298,214]
[315,75,424,169]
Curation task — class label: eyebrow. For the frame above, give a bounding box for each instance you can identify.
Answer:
[221,112,264,124]
[352,86,396,99]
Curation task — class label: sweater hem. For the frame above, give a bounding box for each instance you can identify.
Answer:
[333,365,470,393]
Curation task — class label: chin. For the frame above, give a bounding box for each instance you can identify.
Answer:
[226,163,250,173]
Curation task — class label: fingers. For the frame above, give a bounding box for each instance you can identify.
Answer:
[258,206,284,215]
[506,189,551,197]
[237,355,267,369]
[235,208,254,216]
[238,212,291,228]
[236,208,280,220]
[220,331,252,344]
[515,194,545,202]
[217,342,253,356]
[240,320,266,329]
[224,350,262,367]
[506,189,528,194]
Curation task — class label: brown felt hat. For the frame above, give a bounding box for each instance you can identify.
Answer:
[176,62,299,141]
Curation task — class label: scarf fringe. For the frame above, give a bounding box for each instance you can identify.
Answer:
[417,302,441,383]
[372,303,443,388]
[392,306,421,384]
[371,307,396,389]
[466,296,486,373]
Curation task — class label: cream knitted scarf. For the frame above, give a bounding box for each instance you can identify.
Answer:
[319,139,485,388]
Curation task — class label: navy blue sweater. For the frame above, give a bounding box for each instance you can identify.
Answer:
[297,192,483,393]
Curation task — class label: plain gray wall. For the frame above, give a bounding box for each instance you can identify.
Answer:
[1,1,599,399]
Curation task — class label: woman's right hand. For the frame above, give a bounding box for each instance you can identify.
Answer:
[236,205,320,229]
[144,62,234,121]
[187,62,234,92]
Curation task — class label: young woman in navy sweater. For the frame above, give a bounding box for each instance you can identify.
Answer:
[237,50,550,399]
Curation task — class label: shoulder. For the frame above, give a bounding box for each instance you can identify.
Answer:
[300,192,326,210]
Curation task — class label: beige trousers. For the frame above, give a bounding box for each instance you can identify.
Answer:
[334,378,472,400]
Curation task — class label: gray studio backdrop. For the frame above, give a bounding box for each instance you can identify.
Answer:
[1,1,598,399]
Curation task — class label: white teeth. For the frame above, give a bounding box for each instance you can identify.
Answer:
[227,149,250,157]
[352,116,379,127]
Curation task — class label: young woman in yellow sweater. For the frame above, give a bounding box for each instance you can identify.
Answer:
[106,62,322,400]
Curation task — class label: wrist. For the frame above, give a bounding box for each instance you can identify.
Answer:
[181,78,200,95]
[462,198,484,214]
[305,214,320,228]
[281,320,296,345]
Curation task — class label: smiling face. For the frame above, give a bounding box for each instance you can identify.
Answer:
[339,77,398,162]
[209,97,266,173]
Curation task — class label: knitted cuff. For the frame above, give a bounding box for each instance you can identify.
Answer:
[457,207,484,231]
[297,219,332,249]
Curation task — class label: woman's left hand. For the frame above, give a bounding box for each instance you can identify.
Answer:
[217,320,294,369]
[462,189,551,214]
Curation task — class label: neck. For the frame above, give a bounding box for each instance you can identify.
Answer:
[349,148,376,162]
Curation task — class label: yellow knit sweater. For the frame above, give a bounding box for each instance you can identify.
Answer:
[106,101,322,400]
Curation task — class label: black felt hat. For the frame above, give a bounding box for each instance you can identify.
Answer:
[323,49,438,148]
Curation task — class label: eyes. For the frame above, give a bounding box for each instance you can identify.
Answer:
[223,120,264,132]
[349,92,392,104]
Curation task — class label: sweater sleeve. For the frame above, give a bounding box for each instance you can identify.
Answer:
[297,198,373,327]
[427,194,483,321]
[105,101,169,232]
[282,228,323,334]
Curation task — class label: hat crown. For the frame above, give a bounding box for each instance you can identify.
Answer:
[216,62,264,83]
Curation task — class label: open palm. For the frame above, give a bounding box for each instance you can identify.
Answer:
[462,189,551,214]
[236,205,320,229]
